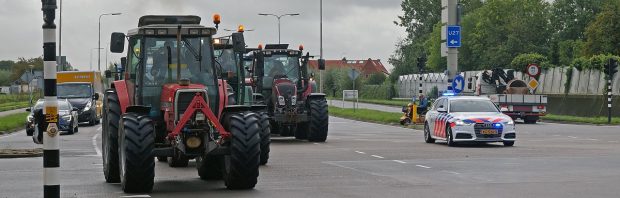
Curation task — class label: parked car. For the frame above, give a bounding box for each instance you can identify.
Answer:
[26,99,79,136]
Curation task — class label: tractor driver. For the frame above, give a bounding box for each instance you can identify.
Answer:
[269,60,286,79]
[151,41,176,84]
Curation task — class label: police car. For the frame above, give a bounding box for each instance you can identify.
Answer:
[424,96,516,147]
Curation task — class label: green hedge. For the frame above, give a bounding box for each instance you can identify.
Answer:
[0,112,28,134]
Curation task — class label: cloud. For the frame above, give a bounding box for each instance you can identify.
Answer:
[0,0,404,71]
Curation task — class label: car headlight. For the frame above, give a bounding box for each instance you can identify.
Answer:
[505,120,515,125]
[62,115,72,121]
[278,96,285,106]
[290,96,297,106]
[454,120,471,126]
[83,101,92,111]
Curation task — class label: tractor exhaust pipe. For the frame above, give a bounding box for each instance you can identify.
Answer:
[176,25,182,83]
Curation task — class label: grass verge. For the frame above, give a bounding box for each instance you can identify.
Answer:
[329,105,402,125]
[0,112,28,135]
[0,102,30,112]
[542,114,620,125]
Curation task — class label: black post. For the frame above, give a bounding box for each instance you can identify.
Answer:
[41,0,60,197]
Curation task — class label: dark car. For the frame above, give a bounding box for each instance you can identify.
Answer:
[26,99,79,136]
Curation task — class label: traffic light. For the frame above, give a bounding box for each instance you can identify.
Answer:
[605,58,618,77]
[318,59,326,70]
[417,56,426,72]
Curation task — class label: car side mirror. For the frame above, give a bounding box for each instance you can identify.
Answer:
[437,107,447,113]
[26,108,31,112]
[93,93,100,100]
[110,32,126,53]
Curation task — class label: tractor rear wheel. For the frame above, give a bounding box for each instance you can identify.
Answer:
[223,112,261,190]
[307,98,329,142]
[196,155,224,180]
[119,113,155,193]
[102,90,121,183]
[258,112,271,165]
[168,148,189,167]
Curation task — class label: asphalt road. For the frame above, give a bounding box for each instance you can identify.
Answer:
[1,117,620,198]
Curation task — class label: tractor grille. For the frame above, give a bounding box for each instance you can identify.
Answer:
[176,90,205,119]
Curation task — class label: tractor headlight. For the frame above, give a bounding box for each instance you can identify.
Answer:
[290,96,297,106]
[83,101,92,111]
[186,136,202,148]
[195,112,206,121]
[278,96,285,106]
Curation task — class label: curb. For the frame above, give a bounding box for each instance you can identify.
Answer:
[0,149,43,159]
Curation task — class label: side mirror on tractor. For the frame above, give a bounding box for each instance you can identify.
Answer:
[105,70,112,78]
[110,32,126,53]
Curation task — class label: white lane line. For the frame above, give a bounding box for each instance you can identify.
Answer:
[445,171,460,175]
[568,136,578,139]
[96,126,102,131]
[313,143,320,145]
[92,133,102,157]
[121,195,151,198]
[371,155,384,159]
[393,160,406,164]
[584,138,599,141]
[355,151,366,154]
[416,165,431,169]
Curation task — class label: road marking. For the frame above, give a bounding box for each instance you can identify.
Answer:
[97,126,102,131]
[371,155,384,159]
[92,133,102,157]
[355,151,366,154]
[121,195,151,198]
[584,138,599,141]
[416,165,431,169]
[313,143,320,145]
[393,160,406,164]
[568,136,577,138]
[445,171,460,175]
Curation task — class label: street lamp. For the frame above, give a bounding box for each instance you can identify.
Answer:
[99,12,122,72]
[91,48,104,71]
[258,13,300,44]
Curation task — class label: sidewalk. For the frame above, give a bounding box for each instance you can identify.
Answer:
[0,108,28,117]
[328,99,403,113]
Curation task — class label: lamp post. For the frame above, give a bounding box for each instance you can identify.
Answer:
[258,13,300,44]
[99,12,121,71]
[319,0,324,93]
[90,48,104,71]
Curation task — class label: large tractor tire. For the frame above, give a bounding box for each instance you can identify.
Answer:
[168,148,189,167]
[258,112,271,165]
[223,112,261,190]
[295,122,308,140]
[196,155,224,180]
[524,116,539,124]
[102,90,121,183]
[307,98,329,142]
[119,113,155,193]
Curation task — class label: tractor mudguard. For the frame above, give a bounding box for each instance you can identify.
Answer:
[111,80,131,114]
[125,105,151,115]
[306,93,326,101]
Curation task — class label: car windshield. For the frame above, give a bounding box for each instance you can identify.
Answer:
[449,100,499,113]
[57,84,91,98]
[34,100,71,111]
[264,54,300,82]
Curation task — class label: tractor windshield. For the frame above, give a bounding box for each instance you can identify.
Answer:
[140,36,217,113]
[264,54,300,83]
[215,48,237,76]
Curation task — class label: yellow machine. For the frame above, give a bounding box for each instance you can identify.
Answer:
[57,71,103,125]
[400,102,425,125]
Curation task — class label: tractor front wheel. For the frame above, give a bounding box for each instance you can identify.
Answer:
[258,112,271,165]
[223,112,261,190]
[307,98,329,142]
[102,90,121,183]
[119,113,155,193]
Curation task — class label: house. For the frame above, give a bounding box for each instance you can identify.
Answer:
[11,70,43,94]
[307,58,389,78]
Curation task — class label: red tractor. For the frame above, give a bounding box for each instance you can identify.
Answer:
[247,44,329,142]
[102,15,264,193]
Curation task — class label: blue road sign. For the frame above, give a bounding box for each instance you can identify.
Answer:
[452,74,465,94]
[446,26,461,48]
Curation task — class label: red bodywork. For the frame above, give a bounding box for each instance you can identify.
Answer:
[272,78,297,97]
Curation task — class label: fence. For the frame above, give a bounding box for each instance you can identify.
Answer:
[398,67,620,98]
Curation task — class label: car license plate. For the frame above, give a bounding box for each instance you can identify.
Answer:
[480,129,497,135]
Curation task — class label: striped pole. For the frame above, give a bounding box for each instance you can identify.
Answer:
[42,1,60,197]
[608,79,612,124]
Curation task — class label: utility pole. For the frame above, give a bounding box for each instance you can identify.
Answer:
[58,0,62,71]
[319,0,324,93]
[99,13,122,71]
[442,0,461,92]
[258,13,300,44]
[41,1,60,197]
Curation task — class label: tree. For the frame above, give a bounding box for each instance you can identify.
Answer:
[0,60,15,71]
[0,70,11,86]
[365,73,386,85]
[550,0,604,41]
[10,57,44,82]
[459,0,552,70]
[583,1,620,56]
[510,53,552,71]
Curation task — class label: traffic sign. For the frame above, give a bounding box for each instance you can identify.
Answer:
[348,68,360,80]
[527,64,541,77]
[528,78,539,90]
[446,26,461,48]
[452,74,465,94]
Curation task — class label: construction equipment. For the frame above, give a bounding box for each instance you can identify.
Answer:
[247,44,329,142]
[102,15,264,193]
[400,102,425,125]
[474,68,547,123]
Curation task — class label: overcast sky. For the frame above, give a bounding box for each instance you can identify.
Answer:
[0,0,405,71]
